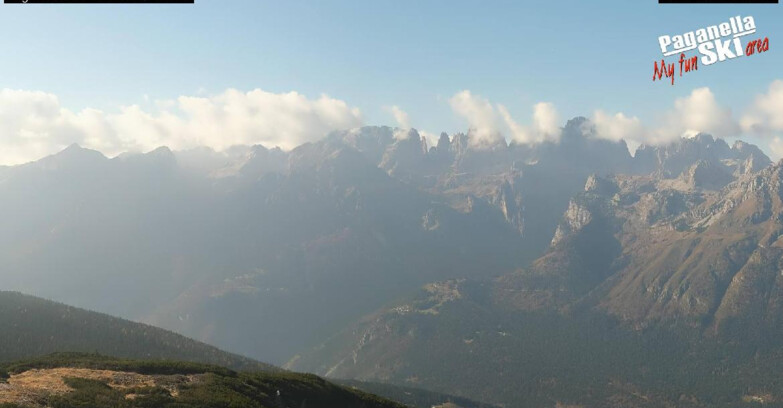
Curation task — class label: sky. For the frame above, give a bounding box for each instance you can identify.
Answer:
[0,0,782,164]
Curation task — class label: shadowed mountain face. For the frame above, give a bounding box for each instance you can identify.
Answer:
[0,291,274,372]
[0,119,774,378]
[287,143,783,407]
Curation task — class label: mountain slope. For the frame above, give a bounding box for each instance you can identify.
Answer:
[289,158,783,408]
[0,121,771,368]
[288,279,783,408]
[534,160,783,336]
[0,293,493,408]
[0,139,526,364]
[0,291,274,372]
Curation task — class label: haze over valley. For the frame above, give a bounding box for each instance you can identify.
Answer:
[3,116,783,406]
[4,2,783,407]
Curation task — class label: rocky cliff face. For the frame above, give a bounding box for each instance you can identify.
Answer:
[510,159,783,337]
[4,118,778,394]
[287,159,783,408]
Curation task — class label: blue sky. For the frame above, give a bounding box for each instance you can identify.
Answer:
[0,0,782,162]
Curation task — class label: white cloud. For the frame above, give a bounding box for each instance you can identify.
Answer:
[419,130,439,149]
[591,111,648,155]
[384,104,441,146]
[590,87,739,150]
[386,105,411,129]
[447,86,741,152]
[740,80,783,160]
[450,90,560,146]
[497,104,527,142]
[0,88,363,165]
[498,102,561,144]
[591,110,650,154]
[532,102,561,140]
[768,137,783,160]
[592,111,646,143]
[448,90,503,147]
[4,83,780,165]
[658,87,739,141]
[0,89,120,165]
[385,105,413,141]
[741,80,783,137]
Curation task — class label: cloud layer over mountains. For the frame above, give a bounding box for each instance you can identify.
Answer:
[2,80,783,165]
[0,88,363,165]
[449,87,742,153]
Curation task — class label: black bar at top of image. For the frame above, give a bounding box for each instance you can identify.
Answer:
[5,0,193,3]
[660,0,777,3]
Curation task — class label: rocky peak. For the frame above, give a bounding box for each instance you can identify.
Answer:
[397,128,426,153]
[329,126,396,165]
[238,145,287,178]
[561,117,590,140]
[679,159,733,190]
[379,128,429,178]
[584,174,619,196]
[633,134,747,178]
[496,179,525,235]
[449,132,469,157]
[436,132,451,152]
[115,146,179,176]
[551,199,594,246]
[732,140,772,174]
[36,143,107,172]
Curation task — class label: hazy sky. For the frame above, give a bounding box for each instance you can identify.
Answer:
[0,0,782,163]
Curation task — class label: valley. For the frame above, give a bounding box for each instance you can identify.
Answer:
[2,119,781,407]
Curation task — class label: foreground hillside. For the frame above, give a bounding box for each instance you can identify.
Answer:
[0,353,404,408]
[0,292,487,408]
[0,291,273,372]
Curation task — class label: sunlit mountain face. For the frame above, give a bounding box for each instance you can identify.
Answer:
[4,119,783,407]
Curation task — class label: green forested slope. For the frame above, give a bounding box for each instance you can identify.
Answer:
[0,291,274,372]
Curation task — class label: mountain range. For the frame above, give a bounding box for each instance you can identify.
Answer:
[1,117,781,407]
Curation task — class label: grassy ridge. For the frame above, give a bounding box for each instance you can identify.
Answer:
[0,353,406,408]
[0,352,236,377]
